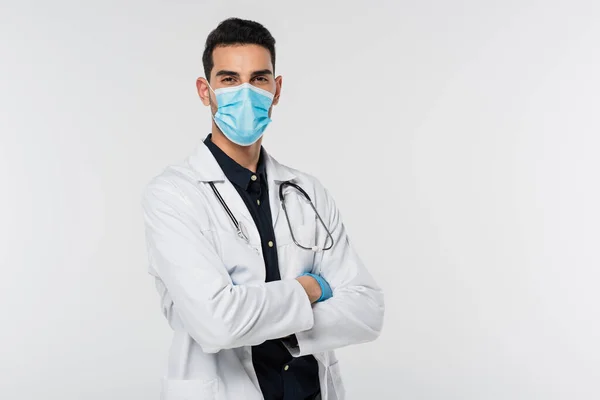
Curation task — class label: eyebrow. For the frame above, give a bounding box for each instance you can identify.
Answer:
[215,70,240,78]
[214,69,273,78]
[250,69,273,78]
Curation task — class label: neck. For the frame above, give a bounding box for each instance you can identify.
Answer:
[210,126,262,172]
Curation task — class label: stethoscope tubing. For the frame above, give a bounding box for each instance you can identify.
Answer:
[208,180,334,252]
[209,181,249,242]
[279,181,334,252]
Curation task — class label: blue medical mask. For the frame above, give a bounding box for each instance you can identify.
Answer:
[208,82,275,146]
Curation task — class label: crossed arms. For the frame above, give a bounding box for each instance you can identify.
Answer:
[142,178,385,356]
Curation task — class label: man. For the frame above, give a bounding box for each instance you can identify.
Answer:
[142,18,384,400]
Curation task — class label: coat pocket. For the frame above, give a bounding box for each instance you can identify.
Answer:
[276,223,318,279]
[161,377,218,400]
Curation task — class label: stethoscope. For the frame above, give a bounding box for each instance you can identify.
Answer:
[208,181,334,252]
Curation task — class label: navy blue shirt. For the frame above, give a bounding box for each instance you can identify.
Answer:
[204,135,320,400]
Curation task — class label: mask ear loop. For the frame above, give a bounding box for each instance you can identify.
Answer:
[206,81,216,95]
[205,81,217,109]
[205,81,222,130]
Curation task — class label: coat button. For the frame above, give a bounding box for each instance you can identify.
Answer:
[251,175,257,181]
[284,365,289,371]
[268,241,274,247]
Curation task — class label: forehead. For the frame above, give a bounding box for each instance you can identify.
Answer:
[211,44,273,75]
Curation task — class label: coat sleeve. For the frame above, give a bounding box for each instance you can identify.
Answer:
[142,179,314,353]
[283,180,385,357]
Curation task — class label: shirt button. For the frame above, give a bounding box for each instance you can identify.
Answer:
[251,175,257,181]
[284,365,289,371]
[268,241,274,247]
[257,199,261,205]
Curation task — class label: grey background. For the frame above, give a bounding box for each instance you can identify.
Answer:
[1,0,599,399]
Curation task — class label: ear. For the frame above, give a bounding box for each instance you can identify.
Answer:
[272,75,283,106]
[196,77,211,106]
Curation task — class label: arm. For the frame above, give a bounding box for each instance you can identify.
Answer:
[155,271,323,334]
[283,182,385,357]
[142,179,315,353]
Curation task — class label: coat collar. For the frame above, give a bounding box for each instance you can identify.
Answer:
[187,141,297,228]
[188,141,297,184]
[203,137,263,190]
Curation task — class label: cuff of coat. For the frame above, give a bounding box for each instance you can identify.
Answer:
[281,300,333,358]
[288,278,315,334]
[280,279,318,357]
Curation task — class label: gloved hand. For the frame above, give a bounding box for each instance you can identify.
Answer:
[298,272,333,302]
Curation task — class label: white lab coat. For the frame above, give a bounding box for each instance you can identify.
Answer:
[142,142,385,400]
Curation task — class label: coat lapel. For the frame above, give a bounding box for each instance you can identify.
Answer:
[187,141,296,241]
[264,150,296,229]
[187,142,258,243]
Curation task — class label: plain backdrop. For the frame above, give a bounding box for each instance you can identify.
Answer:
[1,0,599,399]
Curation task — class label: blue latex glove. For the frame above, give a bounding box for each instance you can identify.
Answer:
[299,272,333,302]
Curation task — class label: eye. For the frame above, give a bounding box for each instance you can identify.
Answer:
[252,76,269,83]
[221,76,236,84]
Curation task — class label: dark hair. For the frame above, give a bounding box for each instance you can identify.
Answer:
[202,18,276,81]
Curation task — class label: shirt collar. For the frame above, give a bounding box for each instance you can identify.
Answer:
[187,136,296,184]
[203,134,267,190]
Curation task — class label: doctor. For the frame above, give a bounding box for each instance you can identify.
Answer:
[142,17,385,400]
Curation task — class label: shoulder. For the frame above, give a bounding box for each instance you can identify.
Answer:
[269,156,333,212]
[141,157,200,213]
[268,153,326,191]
